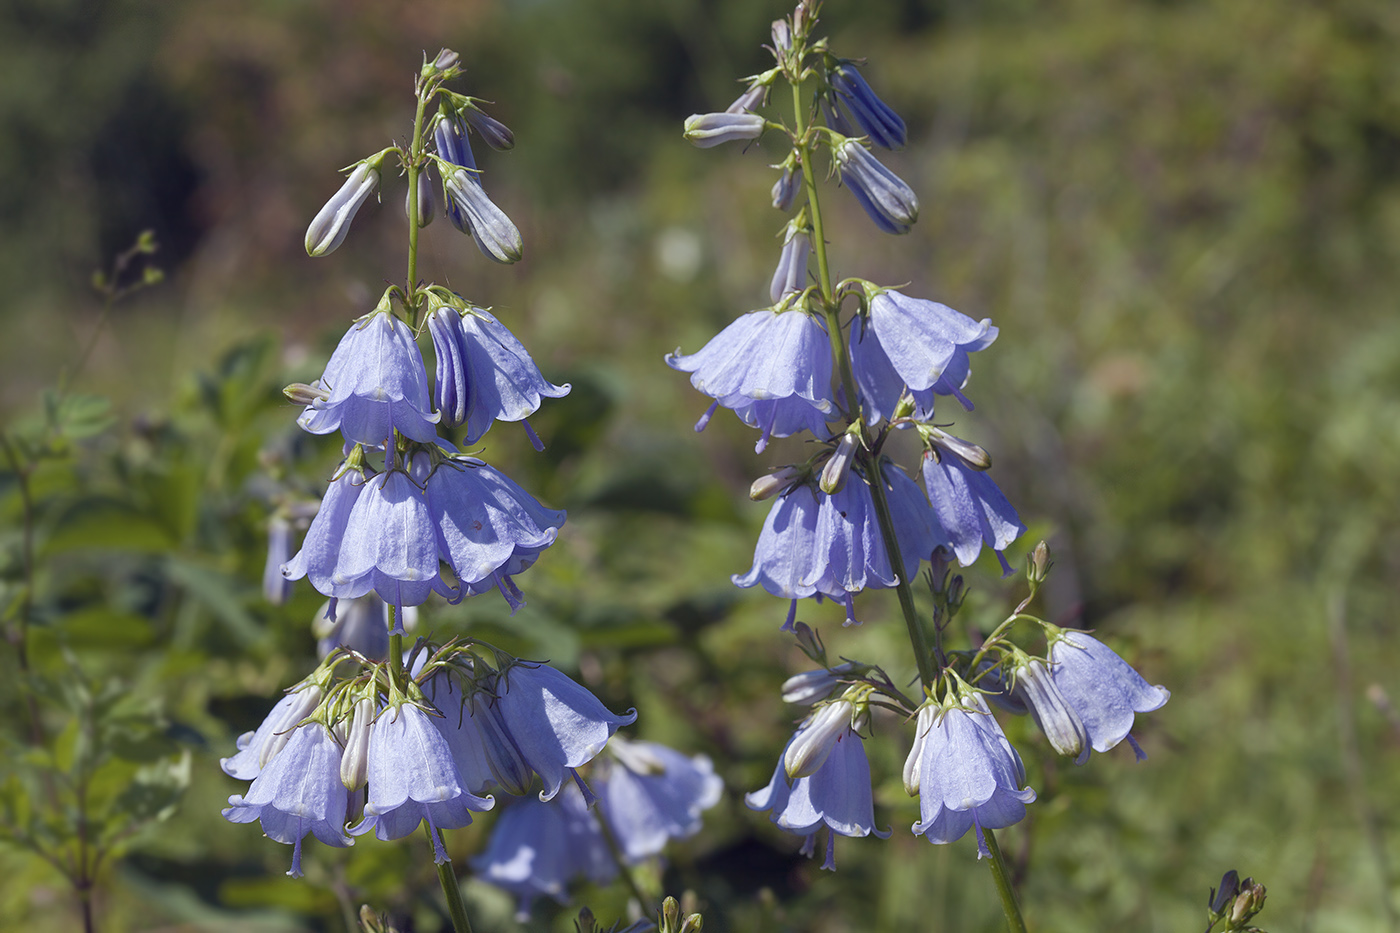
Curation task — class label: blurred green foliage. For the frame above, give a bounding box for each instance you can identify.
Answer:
[2,0,1400,930]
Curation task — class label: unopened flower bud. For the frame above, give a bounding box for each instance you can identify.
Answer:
[821,97,857,138]
[1209,870,1241,915]
[1230,879,1266,925]
[684,112,765,149]
[903,702,938,795]
[260,685,323,769]
[427,48,460,75]
[946,573,965,609]
[464,105,515,151]
[771,19,792,53]
[1028,540,1051,584]
[835,140,918,235]
[443,168,523,264]
[340,696,376,789]
[928,428,991,470]
[574,907,597,933]
[662,896,681,932]
[830,63,907,150]
[781,662,856,705]
[726,83,766,115]
[771,165,798,211]
[769,228,810,305]
[306,160,381,257]
[680,915,703,933]
[283,382,330,406]
[784,697,855,779]
[405,169,435,228]
[820,430,860,494]
[1015,659,1088,762]
[750,465,803,501]
[792,620,826,665]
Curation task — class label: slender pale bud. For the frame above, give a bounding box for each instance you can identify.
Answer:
[820,430,860,494]
[1028,539,1052,584]
[928,428,992,470]
[784,698,855,779]
[726,83,766,114]
[305,160,381,257]
[339,696,376,789]
[749,465,803,501]
[464,106,516,151]
[769,228,810,305]
[425,48,460,76]
[444,168,523,264]
[1015,659,1088,762]
[903,702,939,795]
[781,661,856,705]
[771,19,792,53]
[283,382,329,406]
[684,112,765,149]
[771,165,798,211]
[259,685,323,769]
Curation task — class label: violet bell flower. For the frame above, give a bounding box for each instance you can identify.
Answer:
[596,737,723,862]
[746,719,889,871]
[222,722,353,877]
[427,303,571,445]
[1045,630,1170,760]
[348,701,495,862]
[220,682,324,781]
[296,307,441,448]
[491,661,637,801]
[907,692,1036,857]
[666,307,835,453]
[836,140,918,234]
[920,450,1024,573]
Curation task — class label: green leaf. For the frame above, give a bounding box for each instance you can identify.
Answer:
[46,392,114,441]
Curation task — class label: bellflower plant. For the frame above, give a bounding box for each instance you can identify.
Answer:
[670,5,1170,928]
[595,738,724,863]
[221,51,673,933]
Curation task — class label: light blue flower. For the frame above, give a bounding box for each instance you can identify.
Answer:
[220,682,323,781]
[683,111,765,148]
[493,661,637,802]
[920,451,1024,573]
[444,167,524,264]
[597,738,723,862]
[746,722,889,870]
[349,702,495,862]
[305,158,382,257]
[470,782,614,919]
[296,309,441,447]
[908,693,1036,857]
[223,723,353,877]
[1046,630,1170,760]
[427,304,571,445]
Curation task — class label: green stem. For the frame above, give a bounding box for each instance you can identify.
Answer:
[405,86,430,327]
[388,605,405,693]
[866,456,937,689]
[429,826,474,933]
[594,798,655,915]
[983,828,1028,933]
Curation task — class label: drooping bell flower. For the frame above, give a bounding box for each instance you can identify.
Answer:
[666,308,835,452]
[595,737,724,862]
[427,303,571,445]
[443,168,523,264]
[1044,630,1170,760]
[491,661,638,802]
[835,140,918,235]
[281,460,377,601]
[469,782,614,919]
[220,681,325,781]
[296,307,441,448]
[349,701,495,862]
[920,450,1024,573]
[746,713,889,870]
[829,63,907,150]
[223,722,354,877]
[462,103,515,151]
[907,692,1036,857]
[1011,657,1090,763]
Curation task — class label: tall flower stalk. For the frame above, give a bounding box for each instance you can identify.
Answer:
[672,4,1169,929]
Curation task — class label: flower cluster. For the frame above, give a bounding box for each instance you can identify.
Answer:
[673,0,1170,871]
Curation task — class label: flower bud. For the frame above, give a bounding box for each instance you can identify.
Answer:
[340,696,376,789]
[1015,659,1088,762]
[792,620,826,665]
[680,915,703,933]
[1209,870,1241,915]
[305,160,381,257]
[830,63,907,150]
[835,140,918,235]
[283,382,330,406]
[1028,540,1052,584]
[903,702,938,795]
[464,105,515,151]
[1230,879,1266,925]
[771,165,798,211]
[749,465,803,501]
[404,169,435,228]
[781,662,856,705]
[260,684,324,769]
[575,907,597,933]
[784,697,855,779]
[771,19,792,53]
[444,168,523,264]
[821,97,857,138]
[819,430,860,494]
[426,48,460,75]
[684,112,765,149]
[726,83,766,115]
[928,428,991,470]
[769,228,810,306]
[662,897,681,933]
